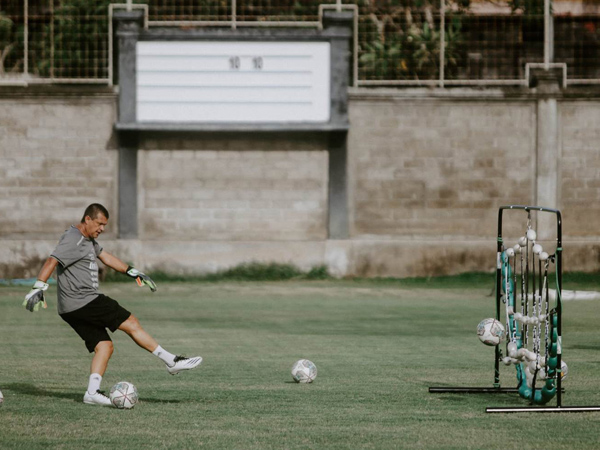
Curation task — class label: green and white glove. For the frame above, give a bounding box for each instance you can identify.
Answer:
[23,280,49,312]
[126,266,157,292]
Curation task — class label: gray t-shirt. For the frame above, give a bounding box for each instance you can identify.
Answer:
[50,225,103,314]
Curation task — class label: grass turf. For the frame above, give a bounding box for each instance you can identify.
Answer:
[1,279,600,449]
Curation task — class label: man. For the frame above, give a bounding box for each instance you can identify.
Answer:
[23,203,202,406]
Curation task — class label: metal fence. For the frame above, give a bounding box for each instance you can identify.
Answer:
[1,0,599,86]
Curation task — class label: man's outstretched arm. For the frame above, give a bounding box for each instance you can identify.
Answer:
[23,257,58,312]
[98,251,157,292]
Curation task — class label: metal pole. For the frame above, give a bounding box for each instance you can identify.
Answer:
[544,0,551,68]
[24,0,28,75]
[495,208,503,387]
[440,0,445,88]
[232,0,236,29]
[50,0,54,78]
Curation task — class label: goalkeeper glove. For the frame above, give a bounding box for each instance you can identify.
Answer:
[23,280,49,312]
[126,266,157,292]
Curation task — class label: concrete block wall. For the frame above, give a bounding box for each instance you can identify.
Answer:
[560,102,600,238]
[2,88,600,278]
[0,95,118,241]
[348,96,536,240]
[138,137,328,241]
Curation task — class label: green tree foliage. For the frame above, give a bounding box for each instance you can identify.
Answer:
[0,11,16,74]
[358,1,466,80]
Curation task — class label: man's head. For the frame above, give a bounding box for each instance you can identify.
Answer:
[80,203,109,239]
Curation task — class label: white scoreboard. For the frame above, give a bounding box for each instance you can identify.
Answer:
[136,41,331,123]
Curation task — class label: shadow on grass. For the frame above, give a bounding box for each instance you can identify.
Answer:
[5,382,181,404]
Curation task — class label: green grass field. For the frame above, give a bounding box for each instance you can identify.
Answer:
[2,278,600,449]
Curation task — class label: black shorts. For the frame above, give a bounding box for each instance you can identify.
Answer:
[60,294,131,353]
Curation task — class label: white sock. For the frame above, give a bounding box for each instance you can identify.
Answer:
[87,373,102,394]
[152,345,176,366]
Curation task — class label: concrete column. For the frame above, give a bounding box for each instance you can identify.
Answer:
[328,132,349,238]
[529,67,562,238]
[115,10,144,238]
[323,11,353,239]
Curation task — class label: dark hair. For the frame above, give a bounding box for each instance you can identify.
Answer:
[81,203,109,223]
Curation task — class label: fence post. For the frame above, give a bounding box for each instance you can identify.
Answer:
[440,0,445,88]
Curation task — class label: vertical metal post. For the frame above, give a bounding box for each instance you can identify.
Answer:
[544,0,551,68]
[555,210,562,407]
[24,0,28,75]
[495,209,503,387]
[439,0,445,88]
[50,0,54,78]
[232,0,237,29]
[126,0,132,12]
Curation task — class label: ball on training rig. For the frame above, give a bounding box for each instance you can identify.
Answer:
[502,356,512,366]
[513,244,522,253]
[507,342,518,358]
[477,318,505,346]
[539,252,549,261]
[560,360,568,380]
[532,244,543,255]
[527,229,537,241]
[506,247,515,257]
[518,236,528,247]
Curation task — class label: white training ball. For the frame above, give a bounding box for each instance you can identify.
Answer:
[109,381,139,409]
[514,312,523,321]
[530,316,539,325]
[513,244,522,254]
[502,357,512,366]
[532,244,543,255]
[560,360,568,380]
[538,314,547,323]
[507,342,517,356]
[518,236,528,247]
[507,306,514,315]
[517,348,528,359]
[477,318,505,346]
[529,361,538,372]
[506,248,515,257]
[539,252,549,261]
[526,350,537,361]
[291,359,318,384]
[527,229,537,241]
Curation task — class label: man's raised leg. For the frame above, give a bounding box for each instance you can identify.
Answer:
[118,315,202,375]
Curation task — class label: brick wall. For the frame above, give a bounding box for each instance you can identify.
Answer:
[560,101,600,238]
[348,96,536,239]
[138,137,329,241]
[0,95,118,241]
[2,89,600,277]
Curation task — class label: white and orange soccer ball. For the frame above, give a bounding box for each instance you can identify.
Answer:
[477,318,505,346]
[109,381,139,409]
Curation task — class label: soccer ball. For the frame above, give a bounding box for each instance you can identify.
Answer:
[477,318,505,346]
[109,381,139,409]
[291,359,317,383]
